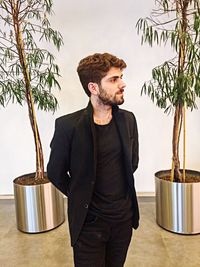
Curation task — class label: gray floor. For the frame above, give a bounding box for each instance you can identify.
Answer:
[0,198,200,267]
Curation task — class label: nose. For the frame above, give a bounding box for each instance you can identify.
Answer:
[120,79,126,89]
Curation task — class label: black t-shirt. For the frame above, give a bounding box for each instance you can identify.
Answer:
[89,119,133,222]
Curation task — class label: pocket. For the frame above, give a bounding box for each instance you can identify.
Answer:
[84,214,98,225]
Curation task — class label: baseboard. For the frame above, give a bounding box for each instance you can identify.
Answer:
[137,192,155,197]
[0,195,14,199]
[1,192,155,200]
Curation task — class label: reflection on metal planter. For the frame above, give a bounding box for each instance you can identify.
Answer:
[13,175,65,233]
[155,170,200,234]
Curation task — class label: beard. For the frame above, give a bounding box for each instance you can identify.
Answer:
[98,86,124,106]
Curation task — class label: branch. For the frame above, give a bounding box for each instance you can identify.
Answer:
[0,13,14,26]
[0,47,18,56]
[152,8,176,16]
[22,21,44,31]
[150,17,178,27]
[19,0,41,16]
[0,1,12,15]
[19,7,44,22]
[0,63,9,75]
[18,4,31,16]
[0,37,17,48]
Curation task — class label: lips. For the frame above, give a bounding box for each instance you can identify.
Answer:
[117,89,124,95]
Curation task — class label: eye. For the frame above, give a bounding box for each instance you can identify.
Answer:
[110,77,118,83]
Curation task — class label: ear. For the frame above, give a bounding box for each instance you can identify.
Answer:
[88,82,99,96]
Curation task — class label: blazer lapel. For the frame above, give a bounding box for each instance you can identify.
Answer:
[113,110,130,157]
[113,109,133,186]
[85,102,97,177]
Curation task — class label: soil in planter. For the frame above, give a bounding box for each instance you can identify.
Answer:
[14,173,50,186]
[159,171,200,183]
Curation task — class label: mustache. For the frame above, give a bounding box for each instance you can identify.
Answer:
[116,89,124,94]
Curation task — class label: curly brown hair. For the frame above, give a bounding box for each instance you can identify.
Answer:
[77,53,127,96]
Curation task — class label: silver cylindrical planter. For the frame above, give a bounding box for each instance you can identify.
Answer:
[13,174,65,233]
[155,170,200,234]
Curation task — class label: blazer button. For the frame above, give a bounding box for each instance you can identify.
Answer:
[91,181,95,185]
[84,203,88,209]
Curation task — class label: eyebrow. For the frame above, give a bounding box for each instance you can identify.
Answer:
[107,74,123,80]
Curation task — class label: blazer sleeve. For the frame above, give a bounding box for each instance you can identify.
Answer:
[131,113,139,173]
[47,118,71,197]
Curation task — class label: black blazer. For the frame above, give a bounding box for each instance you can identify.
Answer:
[47,102,139,246]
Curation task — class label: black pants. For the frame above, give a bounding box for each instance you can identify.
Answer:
[73,215,133,267]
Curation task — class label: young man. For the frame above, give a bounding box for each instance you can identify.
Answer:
[47,52,139,267]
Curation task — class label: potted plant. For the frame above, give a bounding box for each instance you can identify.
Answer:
[136,0,200,234]
[0,0,65,233]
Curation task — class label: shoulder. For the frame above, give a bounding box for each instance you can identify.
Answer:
[117,108,138,135]
[54,108,86,136]
[56,108,85,125]
[118,108,137,122]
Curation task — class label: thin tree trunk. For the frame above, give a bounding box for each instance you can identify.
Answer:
[172,104,182,182]
[183,104,186,182]
[11,0,44,181]
[171,0,188,182]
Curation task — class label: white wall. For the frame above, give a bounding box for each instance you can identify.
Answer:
[1,0,200,195]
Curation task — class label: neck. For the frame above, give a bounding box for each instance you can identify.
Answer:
[90,97,112,125]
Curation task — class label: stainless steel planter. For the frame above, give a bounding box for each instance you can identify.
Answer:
[13,174,65,233]
[155,170,200,234]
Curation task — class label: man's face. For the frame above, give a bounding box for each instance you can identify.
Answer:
[97,67,126,106]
